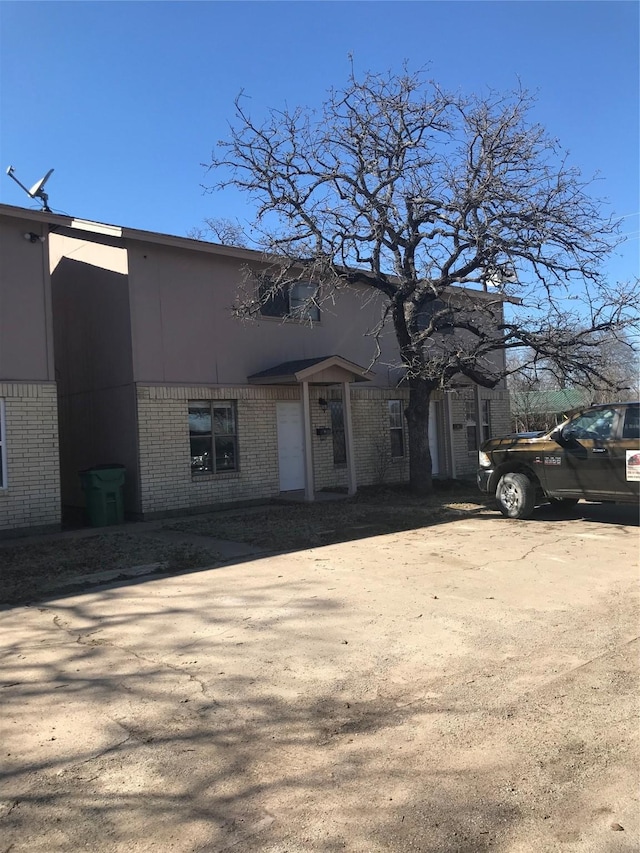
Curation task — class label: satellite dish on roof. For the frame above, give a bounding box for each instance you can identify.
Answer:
[484,264,517,289]
[6,165,54,212]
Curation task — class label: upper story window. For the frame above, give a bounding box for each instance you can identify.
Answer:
[416,298,454,335]
[259,280,320,322]
[289,282,320,321]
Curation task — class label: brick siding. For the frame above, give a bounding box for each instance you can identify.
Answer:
[0,383,61,534]
[135,383,510,516]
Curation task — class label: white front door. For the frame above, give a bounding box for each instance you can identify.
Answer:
[276,402,305,491]
[429,402,440,476]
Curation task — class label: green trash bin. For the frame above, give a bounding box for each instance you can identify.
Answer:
[80,464,126,527]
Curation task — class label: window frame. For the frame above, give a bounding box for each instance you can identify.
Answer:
[188,400,239,476]
[388,399,405,458]
[416,298,455,335]
[259,280,320,323]
[480,399,491,443]
[289,281,320,322]
[465,398,478,453]
[0,399,6,489]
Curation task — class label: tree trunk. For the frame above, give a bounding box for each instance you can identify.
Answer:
[405,378,434,494]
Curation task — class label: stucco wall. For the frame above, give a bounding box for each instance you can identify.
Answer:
[0,214,54,382]
[51,257,139,514]
[122,239,507,391]
[125,241,401,388]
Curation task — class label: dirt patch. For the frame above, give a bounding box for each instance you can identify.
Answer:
[162,484,490,550]
[0,485,489,606]
[0,534,222,606]
[2,506,638,852]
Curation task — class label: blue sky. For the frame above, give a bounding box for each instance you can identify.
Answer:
[1,1,638,284]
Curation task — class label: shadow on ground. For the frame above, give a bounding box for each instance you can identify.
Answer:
[1,484,636,610]
[0,484,490,608]
[1,495,637,851]
[1,580,523,853]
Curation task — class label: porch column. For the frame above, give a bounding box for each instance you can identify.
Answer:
[342,381,357,496]
[301,380,315,502]
[474,384,482,450]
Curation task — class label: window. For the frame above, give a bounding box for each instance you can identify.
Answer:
[259,280,320,322]
[416,298,454,335]
[465,399,478,452]
[189,401,238,474]
[258,282,289,318]
[389,400,405,457]
[289,282,320,321]
[0,400,5,488]
[480,399,492,443]
[329,400,347,464]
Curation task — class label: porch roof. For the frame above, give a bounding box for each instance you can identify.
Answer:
[247,355,374,385]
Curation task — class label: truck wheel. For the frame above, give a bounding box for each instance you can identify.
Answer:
[548,497,579,512]
[496,472,536,519]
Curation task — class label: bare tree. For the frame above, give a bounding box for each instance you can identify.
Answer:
[187,216,248,247]
[205,67,639,493]
[579,333,640,402]
[508,330,640,431]
[506,354,588,432]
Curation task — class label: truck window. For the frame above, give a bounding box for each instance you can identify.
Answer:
[568,408,616,440]
[622,406,640,440]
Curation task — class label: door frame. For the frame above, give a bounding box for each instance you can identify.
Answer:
[276,400,305,492]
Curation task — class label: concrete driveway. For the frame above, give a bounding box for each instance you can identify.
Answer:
[1,505,638,852]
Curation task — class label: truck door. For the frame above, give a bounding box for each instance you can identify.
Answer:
[547,407,619,498]
[608,404,640,501]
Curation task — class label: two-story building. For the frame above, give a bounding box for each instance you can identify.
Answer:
[0,203,510,533]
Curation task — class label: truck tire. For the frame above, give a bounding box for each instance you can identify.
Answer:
[496,472,536,519]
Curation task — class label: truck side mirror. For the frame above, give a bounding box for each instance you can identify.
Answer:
[551,424,576,446]
[550,425,564,444]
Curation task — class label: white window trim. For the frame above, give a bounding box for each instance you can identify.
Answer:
[0,399,6,489]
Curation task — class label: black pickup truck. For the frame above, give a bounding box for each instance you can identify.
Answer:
[477,402,640,518]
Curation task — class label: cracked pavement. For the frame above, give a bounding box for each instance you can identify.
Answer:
[1,504,638,852]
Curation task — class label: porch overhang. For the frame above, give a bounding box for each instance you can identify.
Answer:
[247,355,375,386]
